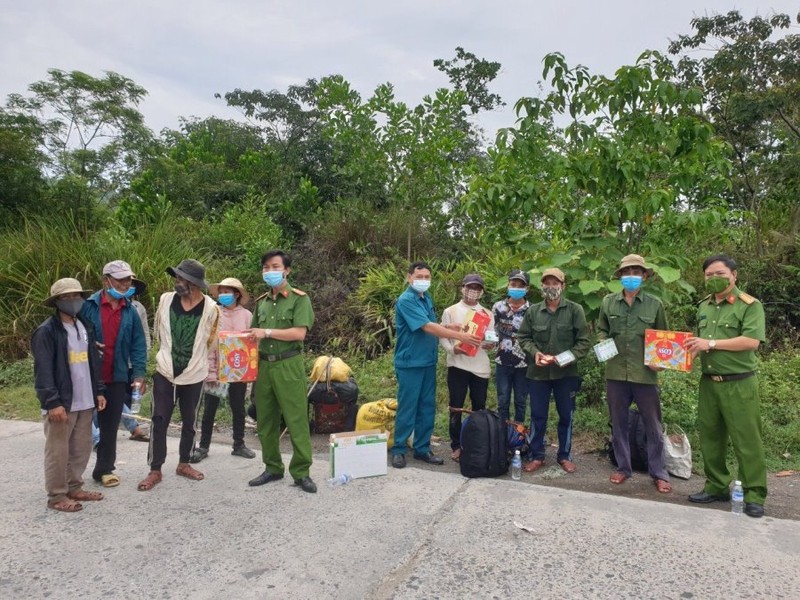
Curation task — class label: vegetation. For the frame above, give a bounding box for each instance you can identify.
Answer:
[1,11,798,473]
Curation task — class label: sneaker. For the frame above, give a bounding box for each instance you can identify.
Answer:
[231,445,256,459]
[189,447,209,464]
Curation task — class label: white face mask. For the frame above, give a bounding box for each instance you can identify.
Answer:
[411,279,431,293]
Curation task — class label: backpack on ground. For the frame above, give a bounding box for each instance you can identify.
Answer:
[607,407,649,472]
[307,357,359,434]
[459,409,508,478]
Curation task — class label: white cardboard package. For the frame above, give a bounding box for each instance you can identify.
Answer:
[329,429,388,479]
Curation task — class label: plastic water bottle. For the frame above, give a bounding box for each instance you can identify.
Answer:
[511,450,522,481]
[327,473,352,488]
[130,383,142,414]
[731,480,744,516]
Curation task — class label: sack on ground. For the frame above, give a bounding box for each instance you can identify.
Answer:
[459,409,508,478]
[607,408,649,473]
[356,399,412,447]
[663,425,692,479]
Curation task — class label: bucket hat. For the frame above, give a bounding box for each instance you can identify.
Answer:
[44,278,92,307]
[614,254,654,278]
[209,277,250,306]
[166,259,208,290]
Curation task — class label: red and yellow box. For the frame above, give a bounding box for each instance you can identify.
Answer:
[455,308,492,357]
[218,331,259,382]
[644,329,693,372]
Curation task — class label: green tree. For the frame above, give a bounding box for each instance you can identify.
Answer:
[0,111,46,224]
[433,46,504,115]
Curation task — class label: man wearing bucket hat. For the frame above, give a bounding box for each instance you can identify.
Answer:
[32,278,107,512]
[597,254,671,493]
[518,267,590,474]
[191,277,256,463]
[137,259,220,492]
[80,260,147,488]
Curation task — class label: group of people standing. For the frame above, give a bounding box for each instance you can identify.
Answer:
[391,253,768,518]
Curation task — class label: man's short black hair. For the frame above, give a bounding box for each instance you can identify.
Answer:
[702,254,737,272]
[261,250,291,269]
[407,261,431,274]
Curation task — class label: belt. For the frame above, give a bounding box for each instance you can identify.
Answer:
[702,372,754,383]
[259,349,301,363]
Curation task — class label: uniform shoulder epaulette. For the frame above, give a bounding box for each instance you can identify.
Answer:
[291,288,307,296]
[253,291,270,303]
[698,294,712,304]
[738,291,757,305]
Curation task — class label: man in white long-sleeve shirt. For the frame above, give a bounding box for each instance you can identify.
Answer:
[440,274,495,462]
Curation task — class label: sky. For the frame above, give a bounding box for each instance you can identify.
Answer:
[1,1,798,140]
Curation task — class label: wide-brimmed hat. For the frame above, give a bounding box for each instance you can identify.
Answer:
[508,269,530,286]
[541,267,565,284]
[614,254,654,278]
[209,277,250,306]
[44,277,92,307]
[462,273,485,288]
[166,259,208,289]
[132,278,147,296]
[103,260,135,280]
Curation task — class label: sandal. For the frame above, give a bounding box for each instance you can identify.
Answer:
[451,449,461,462]
[176,463,204,481]
[655,479,672,494]
[67,489,104,501]
[47,499,83,512]
[558,459,577,473]
[100,473,120,488]
[610,471,628,484]
[137,471,162,491]
[130,430,150,442]
[523,459,544,473]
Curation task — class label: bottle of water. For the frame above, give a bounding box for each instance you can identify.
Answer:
[327,473,352,488]
[511,450,522,481]
[130,383,142,414]
[731,480,744,516]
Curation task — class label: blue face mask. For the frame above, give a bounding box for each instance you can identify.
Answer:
[620,275,643,292]
[263,271,284,287]
[411,279,431,293]
[508,288,526,300]
[218,293,235,307]
[108,286,135,300]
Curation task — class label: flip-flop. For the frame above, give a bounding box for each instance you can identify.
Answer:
[130,431,150,442]
[655,479,672,494]
[67,489,104,501]
[100,474,120,488]
[610,471,628,484]
[47,499,83,512]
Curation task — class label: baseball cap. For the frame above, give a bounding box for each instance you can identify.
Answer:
[461,273,485,288]
[103,260,135,279]
[541,267,565,283]
[508,269,530,285]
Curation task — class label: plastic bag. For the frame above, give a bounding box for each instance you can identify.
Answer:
[663,425,692,479]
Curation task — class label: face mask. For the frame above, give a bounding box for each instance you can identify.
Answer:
[462,288,483,303]
[411,279,431,293]
[218,293,236,307]
[508,288,526,300]
[107,286,135,300]
[263,271,284,287]
[174,282,190,296]
[705,276,730,294]
[541,286,562,301]
[620,275,643,292]
[56,298,85,317]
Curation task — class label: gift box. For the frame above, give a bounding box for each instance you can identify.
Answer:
[644,329,693,372]
[218,331,259,382]
[455,308,492,357]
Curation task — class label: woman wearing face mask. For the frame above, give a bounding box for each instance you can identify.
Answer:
[191,277,256,463]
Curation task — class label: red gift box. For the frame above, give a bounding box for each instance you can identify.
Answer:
[644,329,693,372]
[454,308,491,357]
[218,331,259,382]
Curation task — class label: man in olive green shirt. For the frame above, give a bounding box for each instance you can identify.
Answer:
[686,254,767,518]
[247,250,317,493]
[597,254,671,493]
[517,268,590,473]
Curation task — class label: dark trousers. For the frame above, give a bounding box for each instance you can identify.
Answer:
[496,364,528,423]
[448,366,488,450]
[198,382,247,449]
[149,372,204,471]
[93,381,126,480]
[606,380,669,480]
[528,376,581,462]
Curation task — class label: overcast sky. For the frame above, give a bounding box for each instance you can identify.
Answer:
[1,1,798,140]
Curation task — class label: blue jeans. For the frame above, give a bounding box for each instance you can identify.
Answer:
[92,404,140,447]
[528,377,581,462]
[496,365,528,424]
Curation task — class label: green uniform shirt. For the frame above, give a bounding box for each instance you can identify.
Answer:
[597,291,668,385]
[517,297,591,380]
[251,284,314,355]
[696,287,765,375]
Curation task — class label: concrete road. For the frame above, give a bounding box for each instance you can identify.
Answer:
[2,419,798,599]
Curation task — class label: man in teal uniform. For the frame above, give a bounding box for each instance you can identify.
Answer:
[247,250,317,493]
[686,254,767,518]
[391,261,481,468]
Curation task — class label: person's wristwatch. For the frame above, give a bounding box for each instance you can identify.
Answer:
[708,339,716,350]
[264,328,272,339]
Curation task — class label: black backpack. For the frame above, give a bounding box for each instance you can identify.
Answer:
[459,409,509,478]
[607,408,649,472]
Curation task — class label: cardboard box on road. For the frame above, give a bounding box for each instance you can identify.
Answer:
[329,429,388,479]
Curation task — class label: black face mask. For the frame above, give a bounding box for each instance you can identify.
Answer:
[174,282,191,297]
[55,298,85,317]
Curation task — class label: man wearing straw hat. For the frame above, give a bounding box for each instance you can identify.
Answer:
[137,260,220,491]
[191,277,256,462]
[32,278,107,512]
[597,254,671,494]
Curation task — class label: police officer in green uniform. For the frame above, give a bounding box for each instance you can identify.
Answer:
[686,255,767,518]
[247,250,317,493]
